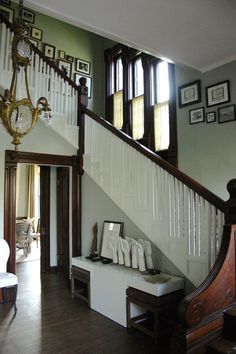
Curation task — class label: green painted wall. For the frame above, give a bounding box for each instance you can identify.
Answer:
[176,60,236,200]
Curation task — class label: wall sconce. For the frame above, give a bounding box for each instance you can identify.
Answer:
[0,1,52,150]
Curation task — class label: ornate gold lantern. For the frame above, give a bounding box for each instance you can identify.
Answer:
[0,0,52,150]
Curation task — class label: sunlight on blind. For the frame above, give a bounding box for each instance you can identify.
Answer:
[132,95,144,140]
[113,91,123,129]
[154,101,169,151]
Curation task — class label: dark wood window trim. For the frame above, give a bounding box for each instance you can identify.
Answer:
[105,45,177,166]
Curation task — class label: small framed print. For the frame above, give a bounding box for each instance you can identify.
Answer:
[218,105,236,124]
[75,58,91,75]
[206,80,230,107]
[178,80,201,108]
[206,111,216,123]
[29,38,39,48]
[0,4,14,22]
[22,8,35,24]
[44,43,55,59]
[58,50,65,59]
[66,55,73,62]
[75,73,92,98]
[31,27,42,41]
[58,59,72,78]
[189,107,205,125]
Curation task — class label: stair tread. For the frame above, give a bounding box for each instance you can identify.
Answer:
[208,337,236,353]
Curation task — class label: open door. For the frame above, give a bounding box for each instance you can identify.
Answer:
[57,167,69,278]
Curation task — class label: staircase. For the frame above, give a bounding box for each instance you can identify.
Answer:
[207,308,236,353]
[0,14,226,287]
[2,14,236,353]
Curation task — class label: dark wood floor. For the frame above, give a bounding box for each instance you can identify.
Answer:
[0,260,170,354]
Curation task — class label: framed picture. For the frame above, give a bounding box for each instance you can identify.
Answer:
[100,221,124,260]
[0,0,11,6]
[31,27,42,41]
[29,38,39,48]
[44,43,55,60]
[22,8,35,24]
[75,73,92,98]
[58,50,65,59]
[66,55,73,62]
[178,80,201,108]
[75,58,91,75]
[206,80,230,107]
[58,59,72,78]
[189,107,205,125]
[206,111,216,123]
[0,4,14,22]
[218,105,236,124]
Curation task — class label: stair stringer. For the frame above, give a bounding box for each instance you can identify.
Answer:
[83,115,224,287]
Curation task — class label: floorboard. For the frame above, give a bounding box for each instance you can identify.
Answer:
[0,260,169,354]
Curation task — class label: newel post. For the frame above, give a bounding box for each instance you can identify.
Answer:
[224,179,236,224]
[78,77,88,175]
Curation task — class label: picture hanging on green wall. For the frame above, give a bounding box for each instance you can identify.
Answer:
[75,58,91,75]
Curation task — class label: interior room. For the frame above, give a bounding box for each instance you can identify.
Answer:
[0,1,236,353]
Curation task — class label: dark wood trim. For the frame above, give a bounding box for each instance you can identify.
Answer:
[167,63,178,166]
[82,107,224,211]
[5,150,74,166]
[4,150,80,274]
[40,165,51,273]
[4,161,17,274]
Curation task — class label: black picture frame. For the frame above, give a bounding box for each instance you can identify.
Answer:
[22,8,35,24]
[206,80,230,107]
[0,4,14,22]
[178,80,201,108]
[218,104,236,124]
[31,27,42,41]
[58,59,72,78]
[66,55,73,63]
[75,58,91,75]
[206,111,216,123]
[58,50,65,59]
[74,73,92,98]
[44,43,56,60]
[189,107,205,125]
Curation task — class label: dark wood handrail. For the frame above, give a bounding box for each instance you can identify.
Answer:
[82,107,225,212]
[0,14,79,91]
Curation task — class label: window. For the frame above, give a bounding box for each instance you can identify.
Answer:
[153,60,170,151]
[105,45,177,166]
[132,56,144,140]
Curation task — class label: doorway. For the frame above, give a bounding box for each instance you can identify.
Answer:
[4,150,80,275]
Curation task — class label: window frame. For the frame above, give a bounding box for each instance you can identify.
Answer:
[105,45,177,166]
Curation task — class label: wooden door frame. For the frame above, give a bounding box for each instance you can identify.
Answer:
[4,150,81,274]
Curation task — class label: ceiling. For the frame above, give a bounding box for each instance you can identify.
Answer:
[25,0,236,72]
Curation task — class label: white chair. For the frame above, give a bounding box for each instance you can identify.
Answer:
[0,238,18,314]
